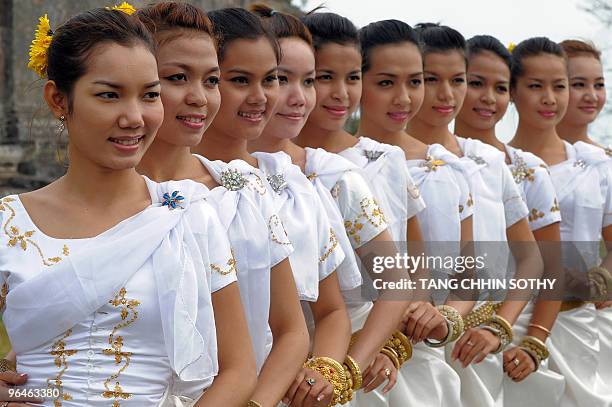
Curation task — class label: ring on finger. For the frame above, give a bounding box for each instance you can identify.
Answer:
[466,340,474,346]
[306,377,316,386]
[513,358,520,367]
[384,368,391,378]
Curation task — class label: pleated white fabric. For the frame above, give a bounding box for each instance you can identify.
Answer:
[194,155,294,370]
[252,151,346,301]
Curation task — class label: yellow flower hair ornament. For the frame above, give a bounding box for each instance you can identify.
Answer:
[108,2,136,15]
[507,42,517,54]
[28,14,53,78]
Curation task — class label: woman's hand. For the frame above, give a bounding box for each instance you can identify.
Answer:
[0,371,43,406]
[503,347,536,382]
[282,367,332,407]
[451,328,500,368]
[361,352,397,394]
[402,302,447,343]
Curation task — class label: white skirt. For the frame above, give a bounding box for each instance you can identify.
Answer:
[595,307,612,399]
[502,302,565,407]
[547,303,609,407]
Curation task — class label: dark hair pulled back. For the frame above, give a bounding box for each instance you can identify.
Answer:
[301,11,359,51]
[359,19,420,72]
[251,3,312,46]
[510,37,566,88]
[466,35,511,70]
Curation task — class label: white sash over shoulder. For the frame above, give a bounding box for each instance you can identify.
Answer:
[5,179,219,384]
[304,148,363,291]
[252,151,345,301]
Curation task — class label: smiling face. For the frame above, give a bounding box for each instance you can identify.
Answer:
[512,54,569,130]
[563,55,606,126]
[457,51,511,131]
[263,38,316,140]
[209,37,279,141]
[361,42,424,133]
[156,32,220,147]
[307,42,362,132]
[64,42,163,170]
[415,50,467,128]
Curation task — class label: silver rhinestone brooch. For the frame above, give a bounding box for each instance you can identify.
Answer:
[574,159,586,169]
[468,154,486,165]
[220,168,246,191]
[511,153,535,184]
[364,150,384,161]
[267,173,288,194]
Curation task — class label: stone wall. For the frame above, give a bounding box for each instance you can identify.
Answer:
[0,0,300,195]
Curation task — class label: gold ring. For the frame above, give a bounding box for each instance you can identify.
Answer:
[467,340,474,346]
[305,377,316,386]
[513,358,520,367]
[384,368,391,377]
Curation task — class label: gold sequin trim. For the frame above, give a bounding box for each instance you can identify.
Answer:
[0,197,69,266]
[103,288,140,406]
[528,208,545,222]
[247,173,267,196]
[550,199,560,213]
[0,282,7,311]
[344,198,387,246]
[319,228,339,263]
[47,329,78,405]
[211,248,238,275]
[268,214,292,246]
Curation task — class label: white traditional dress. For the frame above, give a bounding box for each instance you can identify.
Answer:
[449,137,529,407]
[341,137,464,407]
[252,151,347,301]
[194,155,294,371]
[0,178,237,406]
[547,141,612,407]
[303,147,389,407]
[502,144,565,407]
[338,136,425,245]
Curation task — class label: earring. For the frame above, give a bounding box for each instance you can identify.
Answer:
[57,115,66,134]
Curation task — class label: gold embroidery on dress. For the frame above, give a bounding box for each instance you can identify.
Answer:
[103,288,140,406]
[550,199,560,213]
[268,215,292,246]
[407,184,421,199]
[458,204,464,213]
[605,146,612,157]
[47,329,78,405]
[528,208,545,222]
[467,193,474,207]
[0,198,69,266]
[511,153,535,184]
[344,198,387,246]
[319,228,339,263]
[331,183,340,199]
[306,173,317,181]
[211,248,238,275]
[0,282,7,311]
[247,173,267,196]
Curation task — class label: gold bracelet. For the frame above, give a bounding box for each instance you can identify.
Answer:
[588,266,612,299]
[340,364,355,404]
[464,301,495,330]
[485,315,513,353]
[304,356,349,406]
[528,323,551,337]
[343,355,363,391]
[518,346,541,372]
[520,335,549,362]
[437,304,464,342]
[246,401,262,407]
[380,347,401,369]
[388,330,412,365]
[0,358,16,372]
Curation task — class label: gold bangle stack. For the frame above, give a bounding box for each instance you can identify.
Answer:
[246,401,262,407]
[464,301,495,330]
[425,305,465,347]
[519,335,549,368]
[383,330,413,366]
[380,347,401,369]
[304,356,351,406]
[485,315,513,353]
[588,266,612,300]
[0,358,16,372]
[343,355,362,391]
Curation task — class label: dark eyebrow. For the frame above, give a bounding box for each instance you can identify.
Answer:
[348,70,361,75]
[376,72,398,78]
[469,74,486,81]
[527,78,543,83]
[278,67,315,76]
[92,80,160,89]
[145,80,161,88]
[317,69,334,74]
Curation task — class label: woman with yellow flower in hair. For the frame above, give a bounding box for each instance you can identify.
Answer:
[0,5,256,407]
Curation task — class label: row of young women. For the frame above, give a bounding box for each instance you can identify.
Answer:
[0,1,610,406]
